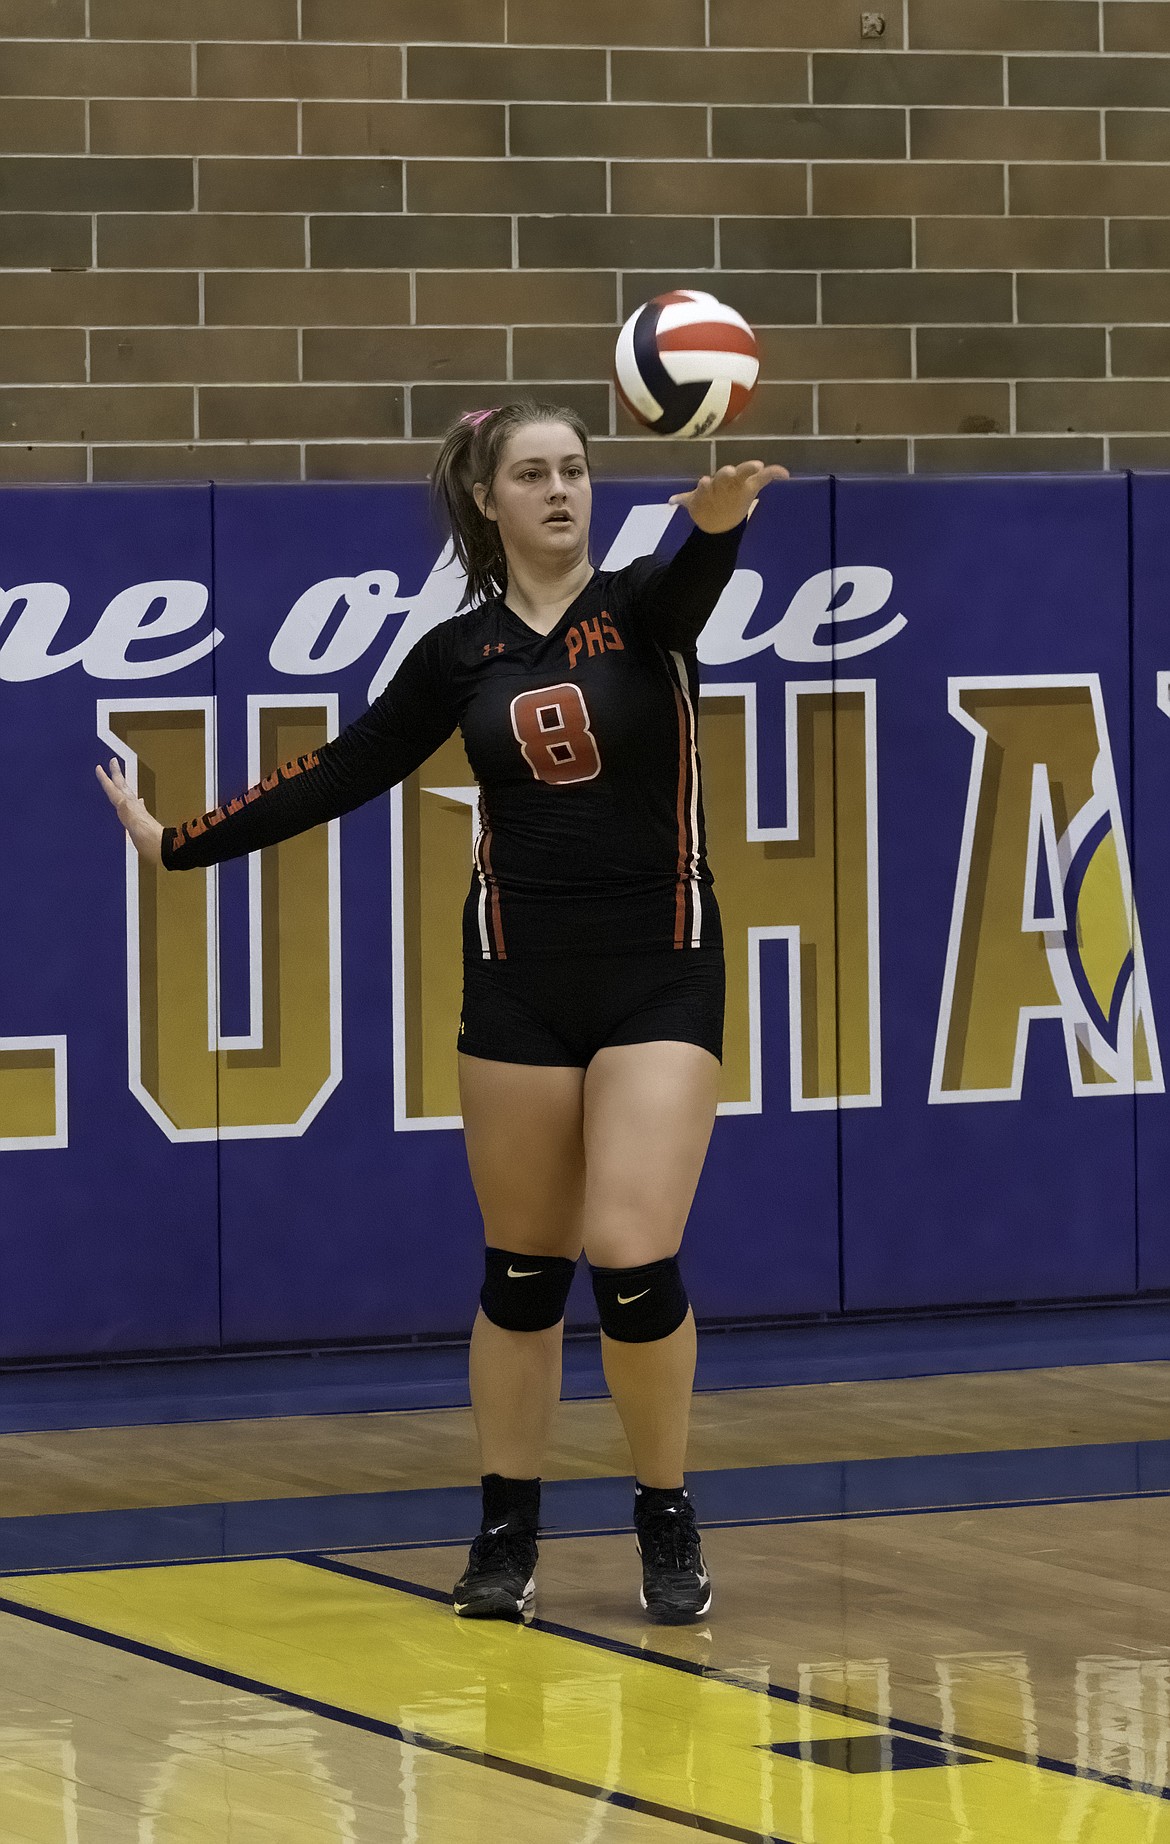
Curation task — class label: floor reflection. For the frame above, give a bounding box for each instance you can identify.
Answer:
[0,1487,1168,1841]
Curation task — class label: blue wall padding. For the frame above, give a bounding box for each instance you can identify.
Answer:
[0,473,1165,1360]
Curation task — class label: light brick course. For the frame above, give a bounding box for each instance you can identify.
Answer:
[0,10,1167,477]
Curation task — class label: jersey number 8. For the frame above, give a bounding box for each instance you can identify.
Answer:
[510,683,601,787]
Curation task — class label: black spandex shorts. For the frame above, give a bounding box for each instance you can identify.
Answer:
[458,948,724,1068]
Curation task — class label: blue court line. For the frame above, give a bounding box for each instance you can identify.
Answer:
[1,1437,1168,1577]
[0,1590,789,1844]
[2,1297,1169,1432]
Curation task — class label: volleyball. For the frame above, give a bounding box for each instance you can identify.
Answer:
[614,289,760,439]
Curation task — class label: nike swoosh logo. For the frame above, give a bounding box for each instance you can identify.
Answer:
[618,1289,650,1305]
[507,1265,541,1279]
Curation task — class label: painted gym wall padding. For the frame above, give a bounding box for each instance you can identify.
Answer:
[0,474,1163,1360]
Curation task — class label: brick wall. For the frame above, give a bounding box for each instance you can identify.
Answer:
[2,0,1170,482]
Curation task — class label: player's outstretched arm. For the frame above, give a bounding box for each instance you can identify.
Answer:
[624,460,788,650]
[95,758,163,864]
[94,623,460,873]
[670,459,788,532]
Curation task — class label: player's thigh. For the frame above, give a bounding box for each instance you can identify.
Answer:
[457,1052,586,1259]
[581,1040,720,1268]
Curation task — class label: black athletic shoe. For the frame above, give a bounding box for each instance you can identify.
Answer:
[635,1496,712,1624]
[452,1523,538,1621]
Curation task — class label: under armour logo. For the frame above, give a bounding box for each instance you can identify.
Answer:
[482,642,506,657]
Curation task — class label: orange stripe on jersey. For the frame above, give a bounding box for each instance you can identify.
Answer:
[670,675,690,951]
[480,824,506,961]
[656,321,757,359]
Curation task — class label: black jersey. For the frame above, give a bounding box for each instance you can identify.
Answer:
[161,521,744,959]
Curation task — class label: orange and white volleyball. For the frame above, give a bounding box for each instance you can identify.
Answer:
[614,289,760,439]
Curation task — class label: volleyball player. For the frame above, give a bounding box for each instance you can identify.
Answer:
[97,400,787,1624]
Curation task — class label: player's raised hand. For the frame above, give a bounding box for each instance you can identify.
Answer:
[95,757,164,865]
[670,460,789,533]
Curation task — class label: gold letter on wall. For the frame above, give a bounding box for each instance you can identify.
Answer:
[932,677,1161,1101]
[98,698,341,1140]
[0,1034,67,1151]
[700,682,880,1113]
[393,733,479,1129]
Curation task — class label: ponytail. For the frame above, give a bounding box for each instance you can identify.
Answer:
[431,398,591,609]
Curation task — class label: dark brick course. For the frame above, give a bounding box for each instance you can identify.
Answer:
[917,327,1106,379]
[813,53,1001,106]
[820,380,1012,436]
[821,272,1014,325]
[712,107,906,162]
[908,1,1098,52]
[612,50,808,104]
[302,103,505,159]
[510,103,708,160]
[0,158,192,213]
[407,46,607,102]
[509,0,705,46]
[311,215,512,271]
[97,214,305,270]
[713,0,905,49]
[90,101,299,158]
[0,213,90,267]
[917,216,1105,269]
[721,218,912,271]
[1018,381,1170,434]
[0,386,193,442]
[1103,4,1170,53]
[519,216,715,271]
[303,327,508,383]
[0,0,85,33]
[405,161,606,217]
[200,160,402,215]
[0,100,85,154]
[609,164,807,218]
[91,328,301,384]
[91,0,296,35]
[200,384,405,441]
[0,329,86,383]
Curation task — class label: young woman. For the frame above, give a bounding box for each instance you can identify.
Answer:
[97,401,787,1626]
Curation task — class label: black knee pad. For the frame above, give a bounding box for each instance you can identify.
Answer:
[590,1256,689,1344]
[480,1247,577,1332]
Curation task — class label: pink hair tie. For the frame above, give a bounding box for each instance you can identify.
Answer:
[461,408,493,428]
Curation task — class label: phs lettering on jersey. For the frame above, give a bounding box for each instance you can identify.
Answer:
[566,612,624,670]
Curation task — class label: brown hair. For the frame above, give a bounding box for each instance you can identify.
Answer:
[431,398,592,609]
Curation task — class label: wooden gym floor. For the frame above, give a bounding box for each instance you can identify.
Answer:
[0,1360,1168,1841]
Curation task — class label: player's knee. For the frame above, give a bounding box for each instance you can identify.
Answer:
[480,1246,577,1332]
[590,1256,689,1343]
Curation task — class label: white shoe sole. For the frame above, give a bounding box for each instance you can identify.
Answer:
[639,1581,712,1622]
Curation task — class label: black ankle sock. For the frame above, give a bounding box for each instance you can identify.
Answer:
[634,1480,689,1518]
[481,1473,540,1533]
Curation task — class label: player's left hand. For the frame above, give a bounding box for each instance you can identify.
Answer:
[670,460,789,533]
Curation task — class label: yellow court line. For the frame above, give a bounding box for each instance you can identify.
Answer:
[3,1559,1169,1843]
